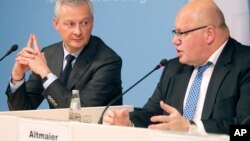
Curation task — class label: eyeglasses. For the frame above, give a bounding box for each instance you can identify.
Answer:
[172,26,208,37]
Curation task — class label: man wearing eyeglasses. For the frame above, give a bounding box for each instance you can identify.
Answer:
[103,0,250,135]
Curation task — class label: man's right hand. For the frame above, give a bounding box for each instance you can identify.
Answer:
[102,108,133,126]
[11,34,38,83]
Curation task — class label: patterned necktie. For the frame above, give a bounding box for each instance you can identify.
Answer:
[183,62,212,120]
[61,54,75,85]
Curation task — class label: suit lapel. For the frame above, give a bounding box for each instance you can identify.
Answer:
[171,66,193,113]
[67,37,98,90]
[47,43,64,78]
[202,38,234,119]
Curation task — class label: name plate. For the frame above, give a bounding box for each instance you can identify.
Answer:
[19,118,71,141]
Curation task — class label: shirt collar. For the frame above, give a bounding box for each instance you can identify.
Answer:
[206,39,228,66]
[62,43,83,60]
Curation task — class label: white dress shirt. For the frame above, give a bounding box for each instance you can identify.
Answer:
[184,40,227,134]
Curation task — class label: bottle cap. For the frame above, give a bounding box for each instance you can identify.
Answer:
[72,90,79,95]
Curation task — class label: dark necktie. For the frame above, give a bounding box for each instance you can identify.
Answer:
[183,62,212,120]
[61,54,75,85]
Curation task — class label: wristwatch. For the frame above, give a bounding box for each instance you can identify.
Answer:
[42,72,54,83]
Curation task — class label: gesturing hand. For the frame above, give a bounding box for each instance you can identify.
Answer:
[25,34,50,78]
[148,101,190,132]
[103,108,133,126]
[12,34,50,82]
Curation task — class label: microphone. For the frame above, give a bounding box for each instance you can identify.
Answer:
[98,59,168,124]
[0,44,18,61]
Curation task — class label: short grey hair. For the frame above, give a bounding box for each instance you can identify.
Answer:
[54,0,93,18]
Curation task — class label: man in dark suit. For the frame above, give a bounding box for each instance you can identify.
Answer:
[103,0,250,135]
[6,0,122,110]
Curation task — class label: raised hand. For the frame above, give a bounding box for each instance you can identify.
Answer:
[26,34,50,78]
[11,34,50,83]
[148,101,190,131]
[11,34,37,82]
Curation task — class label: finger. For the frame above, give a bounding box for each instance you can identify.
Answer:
[18,48,36,59]
[106,110,115,118]
[16,59,29,65]
[26,34,33,48]
[150,115,170,123]
[103,110,117,125]
[16,57,29,65]
[41,52,46,62]
[160,101,176,114]
[32,34,41,52]
[148,123,168,130]
[120,108,129,117]
[103,115,115,125]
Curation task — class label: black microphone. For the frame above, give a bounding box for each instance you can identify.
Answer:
[0,44,18,61]
[98,59,168,124]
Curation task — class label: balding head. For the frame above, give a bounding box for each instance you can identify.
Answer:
[172,0,230,65]
[177,0,227,30]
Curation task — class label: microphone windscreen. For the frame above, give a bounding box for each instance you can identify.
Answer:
[160,59,168,66]
[11,44,18,52]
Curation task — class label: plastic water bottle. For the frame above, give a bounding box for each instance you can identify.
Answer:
[68,90,82,122]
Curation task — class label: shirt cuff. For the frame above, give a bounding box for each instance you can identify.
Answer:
[9,77,24,93]
[188,120,207,135]
[43,73,57,89]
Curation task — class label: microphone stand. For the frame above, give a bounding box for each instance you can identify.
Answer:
[98,60,167,124]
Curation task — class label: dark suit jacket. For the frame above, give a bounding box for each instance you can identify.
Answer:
[130,38,250,134]
[6,35,122,110]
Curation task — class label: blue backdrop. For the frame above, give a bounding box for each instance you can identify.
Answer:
[0,0,191,111]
